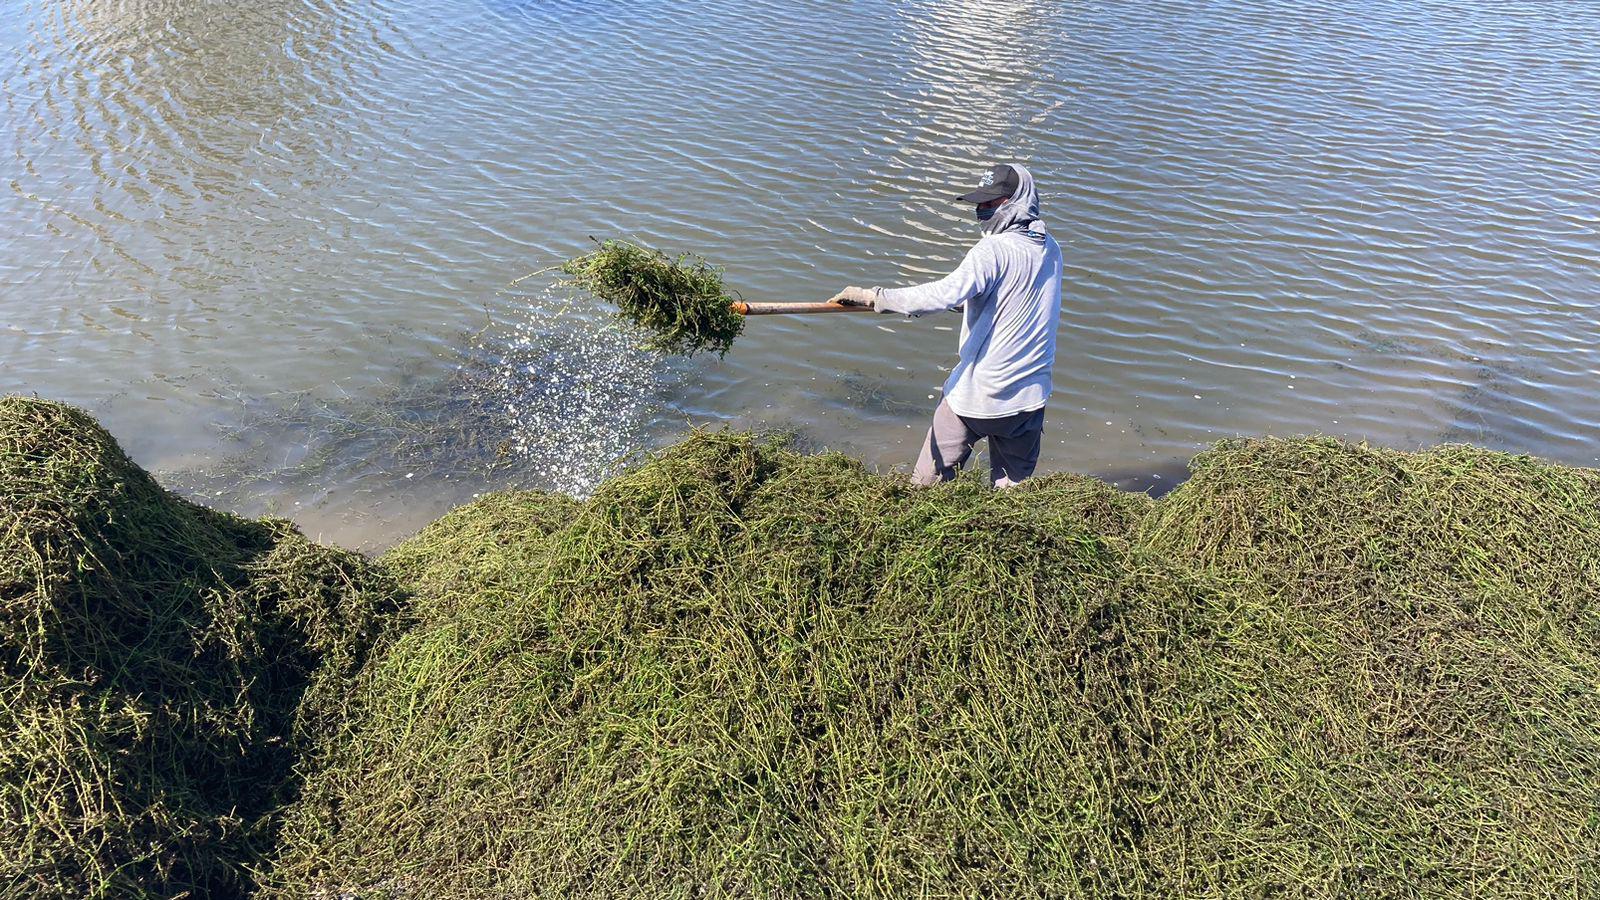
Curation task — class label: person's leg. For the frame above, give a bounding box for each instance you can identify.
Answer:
[985,407,1046,488]
[912,400,980,485]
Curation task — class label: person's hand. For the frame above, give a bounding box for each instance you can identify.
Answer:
[828,286,877,309]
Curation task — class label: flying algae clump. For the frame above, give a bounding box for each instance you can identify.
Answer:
[560,239,746,357]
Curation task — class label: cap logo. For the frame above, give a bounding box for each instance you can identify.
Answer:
[979,172,995,187]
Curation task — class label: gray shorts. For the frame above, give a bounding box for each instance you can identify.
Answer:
[913,399,1045,488]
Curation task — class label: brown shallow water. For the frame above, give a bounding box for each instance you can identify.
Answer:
[5,0,1600,547]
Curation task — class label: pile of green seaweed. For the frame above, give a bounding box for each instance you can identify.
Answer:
[4,397,1598,898]
[0,398,403,897]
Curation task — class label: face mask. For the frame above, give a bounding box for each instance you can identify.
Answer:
[976,205,998,222]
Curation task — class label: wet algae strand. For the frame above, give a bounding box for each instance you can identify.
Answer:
[3,396,1599,898]
[560,239,746,357]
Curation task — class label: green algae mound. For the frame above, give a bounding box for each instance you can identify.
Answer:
[266,437,1165,897]
[0,398,402,897]
[266,434,1600,898]
[1134,438,1600,893]
[4,398,1598,898]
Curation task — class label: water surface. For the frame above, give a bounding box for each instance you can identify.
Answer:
[5,0,1600,546]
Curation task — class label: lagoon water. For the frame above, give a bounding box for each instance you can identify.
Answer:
[5,0,1600,547]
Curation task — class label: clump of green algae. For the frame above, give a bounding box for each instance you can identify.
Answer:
[560,239,746,357]
[267,434,1600,897]
[1133,437,1600,893]
[0,397,403,897]
[267,437,1160,897]
[3,396,1598,898]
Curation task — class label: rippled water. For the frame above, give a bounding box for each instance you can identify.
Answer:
[5,0,1600,546]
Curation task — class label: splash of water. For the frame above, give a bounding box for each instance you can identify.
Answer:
[168,291,693,545]
[482,293,691,496]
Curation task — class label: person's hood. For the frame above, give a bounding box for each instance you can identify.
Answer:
[982,162,1048,244]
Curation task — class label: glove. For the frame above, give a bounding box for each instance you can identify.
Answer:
[828,286,878,309]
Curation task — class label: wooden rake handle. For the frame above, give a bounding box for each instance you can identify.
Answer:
[732,301,876,316]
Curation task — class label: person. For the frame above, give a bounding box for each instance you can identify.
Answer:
[830,162,1063,487]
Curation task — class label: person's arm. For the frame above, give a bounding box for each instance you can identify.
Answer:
[826,242,995,315]
[873,242,998,317]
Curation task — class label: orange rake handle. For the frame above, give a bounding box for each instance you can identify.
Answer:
[732,301,876,315]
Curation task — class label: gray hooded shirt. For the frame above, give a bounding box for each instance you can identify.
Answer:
[875,163,1063,419]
